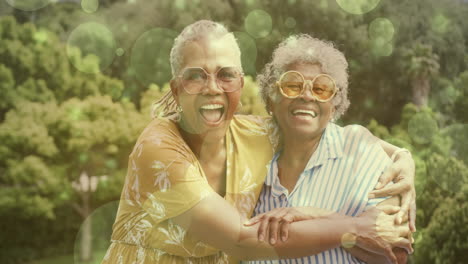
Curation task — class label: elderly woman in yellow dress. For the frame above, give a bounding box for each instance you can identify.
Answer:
[101,20,414,264]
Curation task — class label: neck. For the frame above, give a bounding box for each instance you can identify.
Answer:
[280,133,322,169]
[178,124,226,160]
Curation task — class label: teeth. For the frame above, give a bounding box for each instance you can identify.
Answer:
[293,109,317,117]
[200,104,224,110]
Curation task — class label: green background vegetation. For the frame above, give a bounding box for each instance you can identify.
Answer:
[0,0,467,263]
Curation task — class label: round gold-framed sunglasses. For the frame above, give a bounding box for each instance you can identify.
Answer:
[276,71,337,102]
[177,66,244,94]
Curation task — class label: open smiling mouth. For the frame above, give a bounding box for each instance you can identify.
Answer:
[292,109,318,118]
[199,104,225,123]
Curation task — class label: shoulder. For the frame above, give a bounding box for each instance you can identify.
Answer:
[342,124,379,144]
[131,118,192,162]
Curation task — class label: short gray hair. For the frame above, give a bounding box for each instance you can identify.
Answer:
[258,34,350,120]
[154,20,241,119]
[169,20,241,77]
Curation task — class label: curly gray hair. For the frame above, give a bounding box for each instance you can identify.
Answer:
[153,20,241,118]
[258,34,350,120]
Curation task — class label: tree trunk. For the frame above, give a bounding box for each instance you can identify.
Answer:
[412,76,430,107]
[80,191,93,262]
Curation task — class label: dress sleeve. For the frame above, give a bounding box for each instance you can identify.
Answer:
[123,128,215,224]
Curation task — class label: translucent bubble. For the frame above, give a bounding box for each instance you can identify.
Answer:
[432,14,450,34]
[370,38,393,57]
[115,48,125,56]
[407,112,438,145]
[341,233,357,248]
[369,18,395,42]
[5,0,52,11]
[130,28,177,86]
[336,0,381,15]
[81,0,99,13]
[233,31,257,76]
[175,0,186,10]
[285,17,296,28]
[67,22,116,74]
[244,9,273,39]
[74,201,119,263]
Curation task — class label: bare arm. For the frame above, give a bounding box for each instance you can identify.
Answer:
[172,193,410,262]
[173,193,357,260]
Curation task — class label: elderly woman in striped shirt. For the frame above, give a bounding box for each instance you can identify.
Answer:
[244,34,414,264]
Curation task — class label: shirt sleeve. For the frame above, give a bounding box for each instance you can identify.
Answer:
[344,125,392,213]
[123,128,215,224]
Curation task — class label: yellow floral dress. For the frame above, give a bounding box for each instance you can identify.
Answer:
[102,115,275,264]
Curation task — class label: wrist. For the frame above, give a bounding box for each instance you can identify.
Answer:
[341,218,359,248]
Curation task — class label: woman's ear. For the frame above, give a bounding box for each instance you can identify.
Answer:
[170,79,180,104]
[266,97,274,115]
[330,106,336,122]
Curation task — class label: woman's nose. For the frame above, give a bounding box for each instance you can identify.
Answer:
[202,75,223,95]
[299,81,316,101]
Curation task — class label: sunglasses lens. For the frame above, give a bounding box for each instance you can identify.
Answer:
[181,68,207,93]
[313,75,336,101]
[216,67,242,92]
[280,72,303,97]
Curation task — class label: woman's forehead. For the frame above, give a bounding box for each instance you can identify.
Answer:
[180,36,241,69]
[285,62,323,77]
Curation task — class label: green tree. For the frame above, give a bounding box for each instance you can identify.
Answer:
[402,43,440,107]
[0,16,147,263]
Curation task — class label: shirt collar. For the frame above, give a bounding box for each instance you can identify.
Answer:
[264,153,290,197]
[264,123,344,197]
[304,122,344,171]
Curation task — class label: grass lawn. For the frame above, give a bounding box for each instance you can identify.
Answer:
[31,250,106,264]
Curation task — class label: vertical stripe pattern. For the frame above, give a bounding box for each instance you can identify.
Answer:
[243,124,390,264]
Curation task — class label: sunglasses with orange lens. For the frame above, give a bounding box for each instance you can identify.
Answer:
[276,71,337,102]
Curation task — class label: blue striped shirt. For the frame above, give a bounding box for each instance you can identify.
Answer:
[245,123,391,264]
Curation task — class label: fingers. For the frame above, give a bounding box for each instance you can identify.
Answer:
[280,214,293,242]
[409,200,417,232]
[257,215,268,242]
[397,224,411,238]
[392,238,413,254]
[256,208,287,243]
[244,214,263,226]
[268,215,281,245]
[383,246,398,264]
[375,166,399,190]
[396,192,411,224]
[369,179,411,198]
[379,205,401,215]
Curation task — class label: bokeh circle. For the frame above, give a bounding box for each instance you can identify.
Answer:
[6,0,52,11]
[81,0,99,13]
[130,28,178,86]
[244,9,273,39]
[369,18,395,42]
[233,31,258,76]
[67,22,117,74]
[285,17,297,28]
[336,0,381,15]
[407,112,439,145]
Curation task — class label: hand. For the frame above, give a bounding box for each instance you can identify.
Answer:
[354,205,413,264]
[368,152,417,231]
[244,207,313,245]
